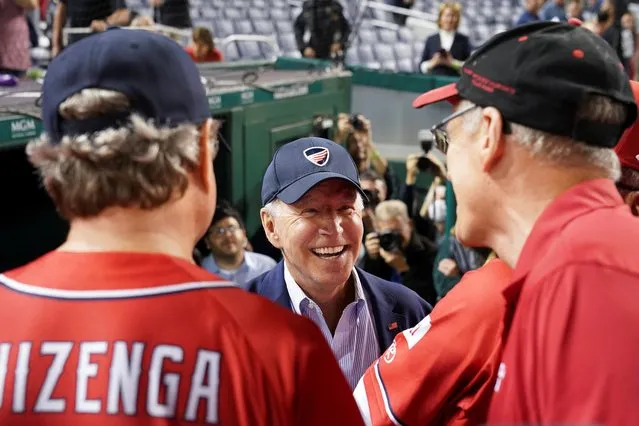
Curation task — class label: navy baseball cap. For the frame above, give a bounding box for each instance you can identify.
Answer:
[42,28,211,144]
[261,137,366,206]
[412,21,637,148]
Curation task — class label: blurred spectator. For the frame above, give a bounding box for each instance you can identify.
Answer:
[338,113,398,199]
[540,0,567,21]
[515,0,543,25]
[362,200,438,306]
[582,0,603,21]
[388,0,415,26]
[433,227,491,299]
[621,11,636,75]
[566,0,584,20]
[359,169,388,240]
[150,0,191,28]
[0,0,38,77]
[598,0,624,61]
[201,201,276,285]
[427,184,447,235]
[185,27,223,63]
[51,0,130,56]
[294,0,351,60]
[419,2,471,77]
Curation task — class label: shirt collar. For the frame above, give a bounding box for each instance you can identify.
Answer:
[504,178,623,303]
[205,254,248,275]
[284,262,366,314]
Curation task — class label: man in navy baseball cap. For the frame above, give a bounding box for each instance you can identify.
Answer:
[245,136,431,390]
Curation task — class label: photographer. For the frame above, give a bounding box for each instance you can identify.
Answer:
[362,200,438,306]
[360,170,387,236]
[401,132,447,242]
[335,113,398,199]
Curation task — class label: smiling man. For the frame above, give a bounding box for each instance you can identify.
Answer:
[244,137,430,389]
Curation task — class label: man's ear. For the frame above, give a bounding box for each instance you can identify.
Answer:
[480,107,506,173]
[260,208,283,249]
[196,118,217,191]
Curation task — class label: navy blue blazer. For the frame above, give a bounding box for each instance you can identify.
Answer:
[242,262,432,354]
[420,32,472,63]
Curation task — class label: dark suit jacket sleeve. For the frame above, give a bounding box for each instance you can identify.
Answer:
[294,3,308,52]
[420,35,438,63]
[459,33,472,61]
[337,5,351,46]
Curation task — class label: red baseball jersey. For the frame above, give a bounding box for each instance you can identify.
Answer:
[354,259,513,426]
[0,251,365,426]
[489,179,639,425]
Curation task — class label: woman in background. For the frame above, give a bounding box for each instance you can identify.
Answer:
[185,26,224,63]
[0,0,38,77]
[419,2,471,77]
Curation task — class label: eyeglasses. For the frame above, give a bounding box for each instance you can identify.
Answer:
[430,105,513,154]
[210,224,240,236]
[429,104,479,154]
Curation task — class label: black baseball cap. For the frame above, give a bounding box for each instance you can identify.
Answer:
[413,21,637,148]
[42,28,211,144]
[261,137,366,206]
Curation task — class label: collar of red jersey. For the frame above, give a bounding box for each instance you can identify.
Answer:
[503,178,623,302]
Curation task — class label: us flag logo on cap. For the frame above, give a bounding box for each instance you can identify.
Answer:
[303,147,330,167]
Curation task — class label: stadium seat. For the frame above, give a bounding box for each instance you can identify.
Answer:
[377,29,398,44]
[225,8,246,20]
[358,44,375,64]
[358,29,376,45]
[252,0,267,8]
[270,8,289,21]
[275,20,293,34]
[248,8,268,20]
[397,58,414,73]
[234,20,254,34]
[395,42,412,60]
[398,27,413,42]
[223,42,240,61]
[346,46,360,66]
[238,41,264,60]
[278,33,298,52]
[214,20,235,38]
[253,19,275,35]
[374,44,395,64]
[200,7,217,19]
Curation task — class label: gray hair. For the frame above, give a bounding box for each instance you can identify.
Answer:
[26,89,218,219]
[459,97,625,180]
[263,192,365,217]
[374,199,409,221]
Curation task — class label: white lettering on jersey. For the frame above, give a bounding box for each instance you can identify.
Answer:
[76,341,107,413]
[147,344,183,418]
[185,350,221,423]
[107,341,144,415]
[403,314,431,350]
[0,343,10,408]
[34,342,73,413]
[13,342,31,413]
[494,362,507,392]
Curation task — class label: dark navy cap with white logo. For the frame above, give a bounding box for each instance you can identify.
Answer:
[261,137,365,206]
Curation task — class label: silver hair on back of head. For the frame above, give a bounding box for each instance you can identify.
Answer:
[458,97,625,180]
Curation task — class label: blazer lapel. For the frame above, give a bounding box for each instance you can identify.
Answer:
[357,268,406,353]
[258,261,292,310]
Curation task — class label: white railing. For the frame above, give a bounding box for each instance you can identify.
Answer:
[217,34,281,62]
[62,24,192,46]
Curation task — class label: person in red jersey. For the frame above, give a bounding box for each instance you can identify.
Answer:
[412,21,639,425]
[0,28,364,426]
[354,257,513,426]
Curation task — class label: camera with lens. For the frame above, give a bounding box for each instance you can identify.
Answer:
[362,188,380,210]
[378,230,402,252]
[350,114,365,131]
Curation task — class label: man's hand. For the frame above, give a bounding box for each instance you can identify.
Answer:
[150,0,164,6]
[406,153,420,185]
[380,248,409,273]
[364,233,380,259]
[438,258,460,277]
[51,44,61,58]
[90,19,108,32]
[330,42,342,54]
[303,47,316,58]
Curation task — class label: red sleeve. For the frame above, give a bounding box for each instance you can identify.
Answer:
[212,48,223,62]
[295,325,365,426]
[531,264,639,424]
[184,46,197,61]
[355,260,512,426]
